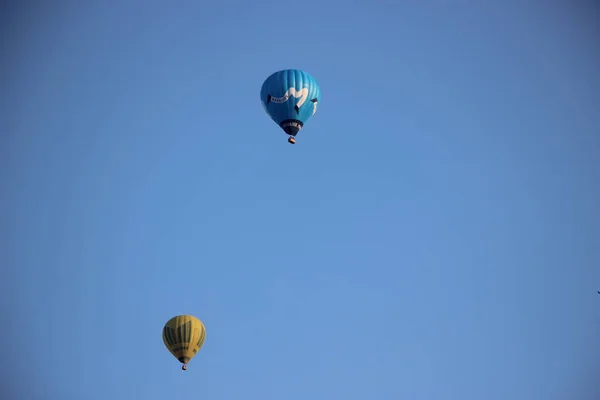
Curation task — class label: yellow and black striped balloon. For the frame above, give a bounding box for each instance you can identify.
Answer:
[162,315,206,369]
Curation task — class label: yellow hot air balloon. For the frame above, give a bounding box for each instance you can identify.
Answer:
[162,314,206,371]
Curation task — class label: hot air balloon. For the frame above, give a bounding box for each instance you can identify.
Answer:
[260,69,322,144]
[162,314,206,371]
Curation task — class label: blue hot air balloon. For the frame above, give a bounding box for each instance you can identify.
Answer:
[260,69,322,144]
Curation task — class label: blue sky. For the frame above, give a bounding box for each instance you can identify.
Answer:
[1,1,599,399]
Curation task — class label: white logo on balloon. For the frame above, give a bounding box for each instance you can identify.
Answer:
[269,87,318,115]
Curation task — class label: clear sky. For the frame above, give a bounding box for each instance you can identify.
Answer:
[1,1,599,399]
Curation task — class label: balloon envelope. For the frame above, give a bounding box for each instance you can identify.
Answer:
[162,314,206,367]
[260,69,322,137]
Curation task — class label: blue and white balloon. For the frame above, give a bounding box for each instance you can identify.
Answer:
[260,69,322,143]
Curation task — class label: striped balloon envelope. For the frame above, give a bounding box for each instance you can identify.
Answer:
[162,314,206,370]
